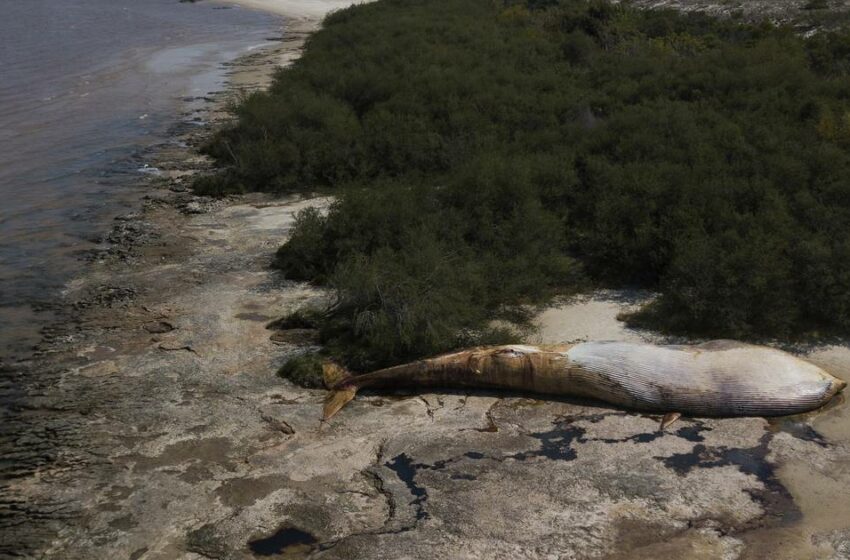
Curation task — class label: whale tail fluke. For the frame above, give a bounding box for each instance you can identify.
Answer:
[322,361,358,421]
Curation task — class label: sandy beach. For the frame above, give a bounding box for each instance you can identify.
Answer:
[221,0,364,18]
[3,1,850,559]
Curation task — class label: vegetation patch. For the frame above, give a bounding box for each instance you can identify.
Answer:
[201,0,850,368]
[267,308,324,331]
[277,353,326,388]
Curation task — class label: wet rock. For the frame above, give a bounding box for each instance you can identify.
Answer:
[142,191,171,204]
[73,285,138,309]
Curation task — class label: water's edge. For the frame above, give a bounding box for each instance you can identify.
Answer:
[0,14,319,555]
[0,0,283,361]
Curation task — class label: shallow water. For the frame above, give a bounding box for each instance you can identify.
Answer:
[0,0,281,358]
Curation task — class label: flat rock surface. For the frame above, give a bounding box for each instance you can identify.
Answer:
[5,190,849,560]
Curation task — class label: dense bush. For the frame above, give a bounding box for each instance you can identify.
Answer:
[275,177,572,369]
[201,0,850,367]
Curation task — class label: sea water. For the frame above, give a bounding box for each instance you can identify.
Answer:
[0,0,281,358]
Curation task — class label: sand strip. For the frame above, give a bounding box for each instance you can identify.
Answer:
[217,0,366,19]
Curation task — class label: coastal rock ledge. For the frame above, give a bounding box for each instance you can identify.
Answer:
[3,189,849,560]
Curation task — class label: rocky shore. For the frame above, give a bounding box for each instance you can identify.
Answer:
[621,0,850,30]
[3,4,850,560]
[0,17,326,557]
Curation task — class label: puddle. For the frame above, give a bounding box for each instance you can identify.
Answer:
[247,526,318,557]
[385,453,430,521]
[674,422,712,442]
[502,413,705,461]
[383,450,491,523]
[767,418,829,448]
[509,423,586,461]
[658,433,801,526]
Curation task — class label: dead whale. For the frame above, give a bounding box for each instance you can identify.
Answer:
[322,340,847,427]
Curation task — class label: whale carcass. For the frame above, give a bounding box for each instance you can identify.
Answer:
[322,340,846,425]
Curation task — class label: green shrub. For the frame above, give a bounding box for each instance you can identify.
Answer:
[203,0,850,366]
[192,173,245,197]
[274,179,560,370]
[274,207,330,281]
[277,353,325,388]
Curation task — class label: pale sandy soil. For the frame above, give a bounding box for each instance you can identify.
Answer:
[219,0,365,19]
[533,291,656,345]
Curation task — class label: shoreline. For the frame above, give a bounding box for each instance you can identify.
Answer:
[0,1,286,363]
[3,2,850,558]
[218,0,360,18]
[0,14,322,556]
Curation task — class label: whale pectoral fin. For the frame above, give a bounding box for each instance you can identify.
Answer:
[660,412,682,431]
